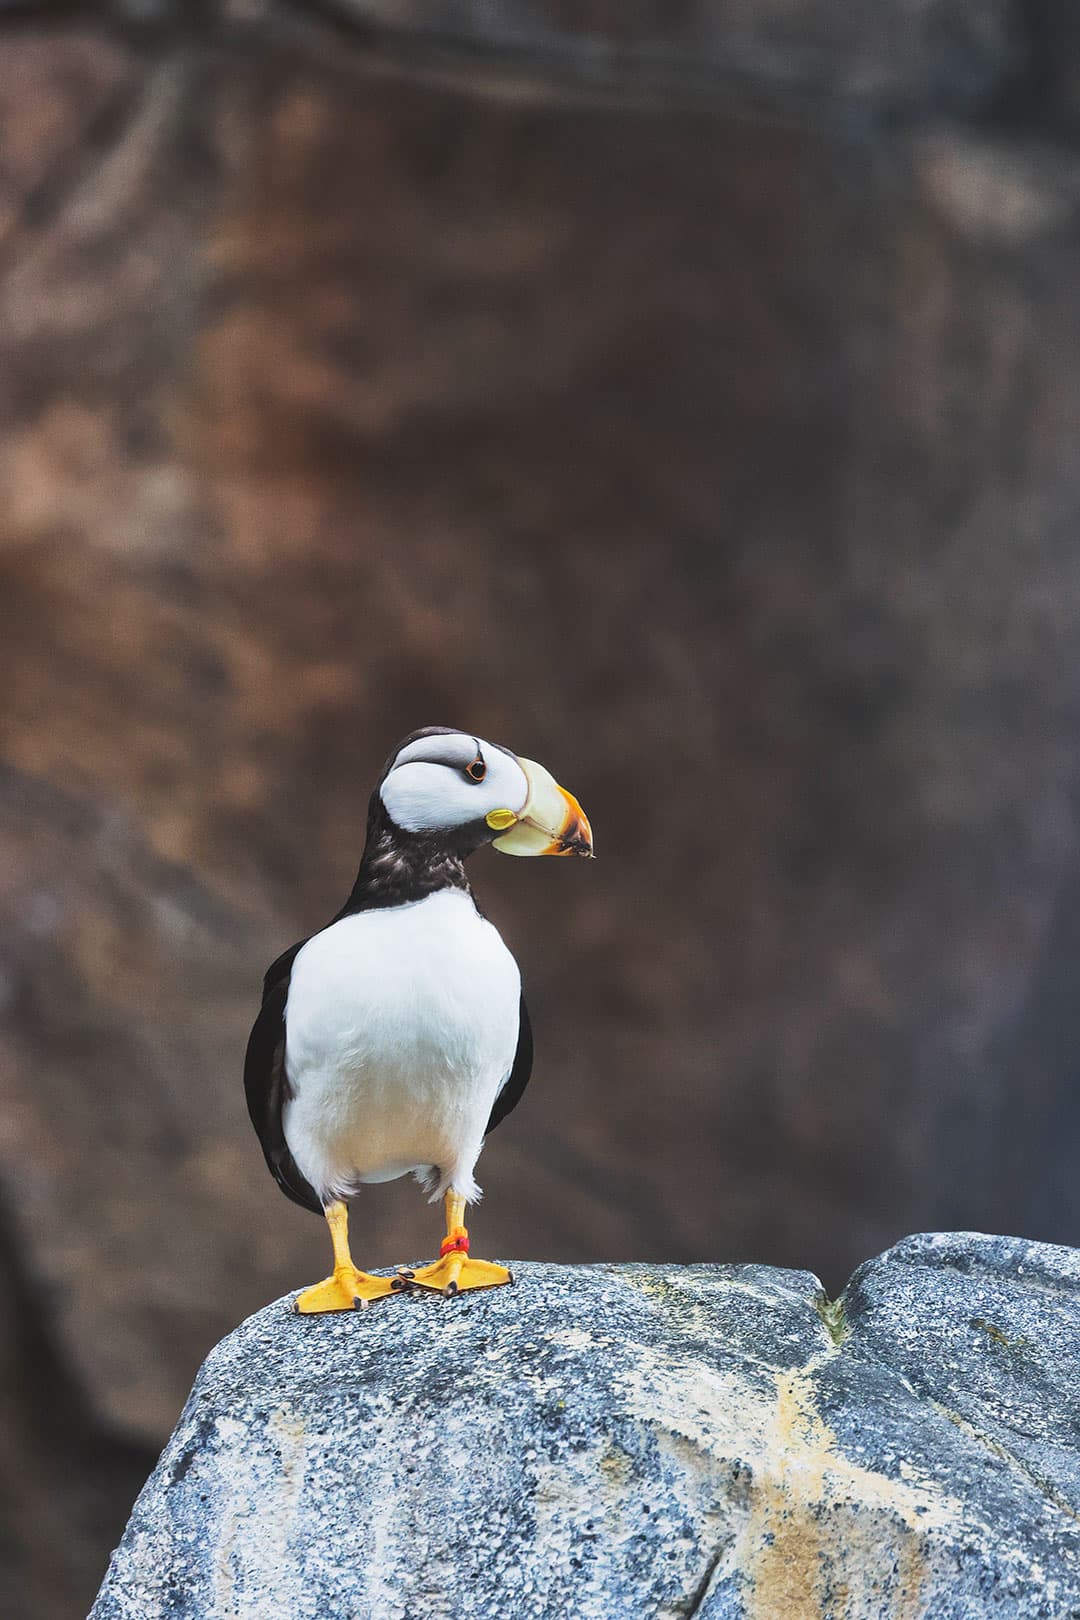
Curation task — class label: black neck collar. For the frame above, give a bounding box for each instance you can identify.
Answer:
[335,796,477,917]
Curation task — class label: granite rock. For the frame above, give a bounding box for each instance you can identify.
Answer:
[92,1233,1080,1619]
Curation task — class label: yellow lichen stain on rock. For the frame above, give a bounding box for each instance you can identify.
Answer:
[620,1270,808,1353]
[970,1316,1031,1353]
[620,1272,672,1301]
[739,1369,955,1620]
[618,1343,962,1620]
[597,1438,635,1489]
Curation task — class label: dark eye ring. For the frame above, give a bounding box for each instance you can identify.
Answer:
[466,754,486,783]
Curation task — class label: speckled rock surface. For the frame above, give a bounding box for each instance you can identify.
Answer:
[91,1233,1080,1619]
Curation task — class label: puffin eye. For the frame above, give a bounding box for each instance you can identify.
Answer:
[465,753,487,783]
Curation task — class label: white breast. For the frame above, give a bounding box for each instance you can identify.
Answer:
[282,888,521,1206]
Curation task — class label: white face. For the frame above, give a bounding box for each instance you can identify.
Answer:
[379,732,530,835]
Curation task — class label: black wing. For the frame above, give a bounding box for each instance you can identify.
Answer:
[243,942,322,1216]
[485,992,533,1135]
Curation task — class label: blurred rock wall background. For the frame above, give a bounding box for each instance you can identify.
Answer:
[1,2,1080,1615]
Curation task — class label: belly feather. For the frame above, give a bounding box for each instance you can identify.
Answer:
[280,897,520,1196]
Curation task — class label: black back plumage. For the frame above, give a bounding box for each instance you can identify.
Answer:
[243,942,321,1215]
[486,994,533,1136]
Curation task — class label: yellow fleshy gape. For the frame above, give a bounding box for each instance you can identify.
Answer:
[486,808,518,830]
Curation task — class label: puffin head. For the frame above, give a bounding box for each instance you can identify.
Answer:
[376,726,593,860]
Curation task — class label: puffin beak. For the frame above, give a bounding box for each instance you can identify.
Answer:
[488,757,594,858]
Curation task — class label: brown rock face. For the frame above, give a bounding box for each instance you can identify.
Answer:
[1,7,1080,1618]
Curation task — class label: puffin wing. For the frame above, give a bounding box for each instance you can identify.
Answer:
[485,991,533,1135]
[244,942,322,1215]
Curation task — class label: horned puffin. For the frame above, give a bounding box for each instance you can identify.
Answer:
[244,726,593,1311]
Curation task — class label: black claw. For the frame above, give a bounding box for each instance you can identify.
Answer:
[506,1271,515,1285]
[446,1281,459,1296]
[391,1275,409,1291]
[351,1296,365,1310]
[396,1268,416,1280]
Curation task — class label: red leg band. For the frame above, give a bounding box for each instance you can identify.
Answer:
[440,1230,470,1257]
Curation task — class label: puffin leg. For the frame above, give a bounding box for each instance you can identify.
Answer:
[294,1200,400,1313]
[397,1191,513,1296]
